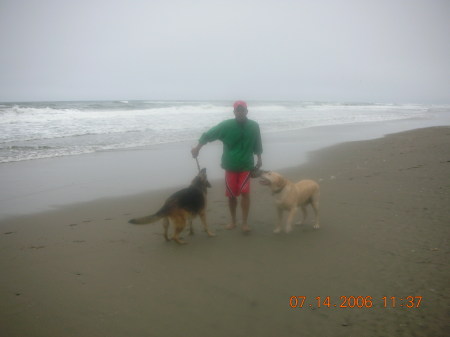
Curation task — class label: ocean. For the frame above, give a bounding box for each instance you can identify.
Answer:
[0,100,447,164]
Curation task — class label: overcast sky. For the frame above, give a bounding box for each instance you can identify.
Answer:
[0,0,449,103]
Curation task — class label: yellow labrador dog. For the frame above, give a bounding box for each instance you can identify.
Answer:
[259,171,320,233]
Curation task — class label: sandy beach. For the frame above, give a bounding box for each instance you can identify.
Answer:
[0,126,449,337]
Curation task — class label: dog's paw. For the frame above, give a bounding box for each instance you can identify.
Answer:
[313,224,320,229]
[285,226,293,234]
[273,227,281,234]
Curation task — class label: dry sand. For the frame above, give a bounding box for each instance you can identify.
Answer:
[0,126,449,337]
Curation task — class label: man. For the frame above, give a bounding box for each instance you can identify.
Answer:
[191,101,263,232]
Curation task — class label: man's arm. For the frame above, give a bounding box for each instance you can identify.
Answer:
[191,121,226,158]
[255,153,262,169]
[191,143,203,158]
[254,123,263,168]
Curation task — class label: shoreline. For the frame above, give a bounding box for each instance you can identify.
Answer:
[0,126,449,336]
[1,111,450,220]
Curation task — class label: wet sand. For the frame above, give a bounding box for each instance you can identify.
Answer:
[0,126,449,337]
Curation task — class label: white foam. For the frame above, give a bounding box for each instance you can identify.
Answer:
[0,101,447,163]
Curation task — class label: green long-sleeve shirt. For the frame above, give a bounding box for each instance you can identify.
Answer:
[199,118,263,171]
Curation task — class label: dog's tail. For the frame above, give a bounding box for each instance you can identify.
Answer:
[129,198,174,225]
[129,214,163,225]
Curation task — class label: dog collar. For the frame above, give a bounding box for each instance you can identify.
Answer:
[272,181,287,195]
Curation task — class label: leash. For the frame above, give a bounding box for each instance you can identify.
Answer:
[195,157,201,172]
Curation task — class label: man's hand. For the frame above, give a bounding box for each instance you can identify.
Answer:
[191,144,202,158]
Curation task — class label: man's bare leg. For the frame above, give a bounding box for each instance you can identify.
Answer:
[241,193,251,232]
[226,196,237,229]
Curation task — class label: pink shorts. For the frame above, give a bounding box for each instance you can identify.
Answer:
[225,171,251,198]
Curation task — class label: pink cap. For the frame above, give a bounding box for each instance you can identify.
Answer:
[233,101,247,110]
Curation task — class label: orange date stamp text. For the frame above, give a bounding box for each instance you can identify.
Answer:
[289,296,423,308]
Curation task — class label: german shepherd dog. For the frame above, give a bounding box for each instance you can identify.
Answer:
[129,168,215,244]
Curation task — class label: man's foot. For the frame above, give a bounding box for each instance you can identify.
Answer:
[242,224,251,233]
[206,230,216,237]
[225,223,237,230]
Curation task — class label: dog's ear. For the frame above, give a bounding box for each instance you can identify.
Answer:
[199,168,207,179]
[198,168,211,188]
